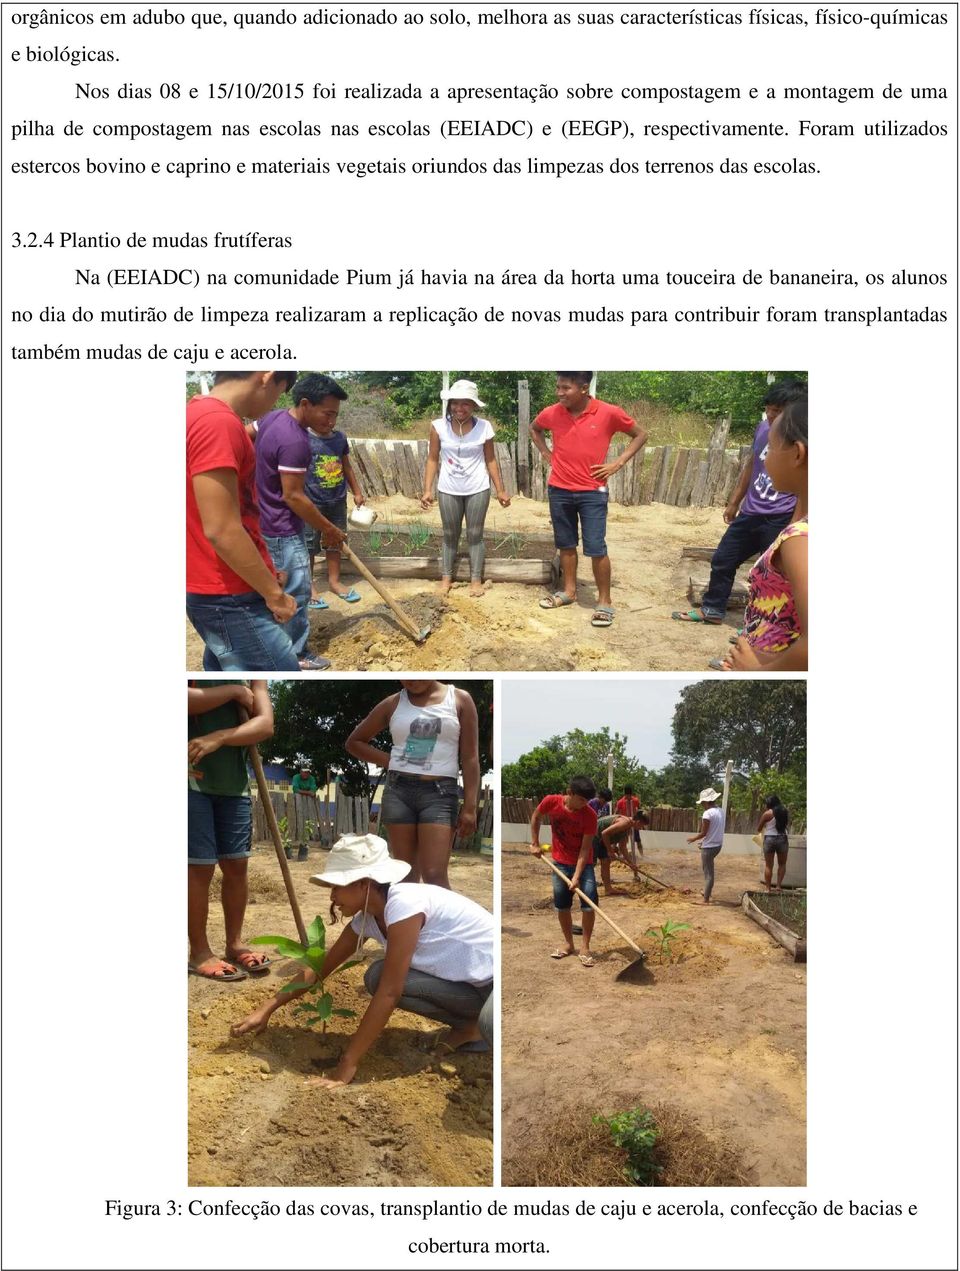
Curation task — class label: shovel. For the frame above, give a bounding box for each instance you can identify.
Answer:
[340,541,432,644]
[539,854,648,983]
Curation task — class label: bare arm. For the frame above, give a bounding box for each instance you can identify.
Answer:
[420,430,441,508]
[530,419,552,464]
[725,456,753,521]
[342,454,364,504]
[688,816,710,845]
[569,833,594,888]
[483,437,510,506]
[591,421,649,483]
[312,915,424,1088]
[187,683,253,716]
[757,809,774,833]
[456,689,481,835]
[279,471,348,544]
[529,810,545,854]
[346,695,399,769]
[187,680,273,767]
[726,535,808,673]
[601,816,632,848]
[192,469,293,620]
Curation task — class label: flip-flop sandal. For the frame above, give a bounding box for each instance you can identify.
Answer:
[591,607,615,627]
[708,658,729,671]
[672,609,721,625]
[578,954,596,968]
[308,598,329,610]
[539,591,575,609]
[550,949,574,959]
[227,952,272,975]
[188,961,247,982]
[334,589,361,603]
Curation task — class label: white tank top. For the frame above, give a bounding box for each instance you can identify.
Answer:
[389,684,461,776]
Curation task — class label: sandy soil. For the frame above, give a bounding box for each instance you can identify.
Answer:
[185,493,736,672]
[188,847,493,1187]
[501,845,806,1186]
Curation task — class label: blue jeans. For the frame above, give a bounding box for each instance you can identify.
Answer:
[550,860,599,911]
[187,790,252,864]
[186,591,299,671]
[263,533,311,658]
[547,487,609,557]
[701,511,793,619]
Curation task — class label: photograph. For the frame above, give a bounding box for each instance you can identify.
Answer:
[186,370,808,673]
[187,677,494,1187]
[500,678,806,1187]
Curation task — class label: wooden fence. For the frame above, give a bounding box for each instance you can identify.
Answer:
[349,395,744,509]
[501,796,804,836]
[252,785,496,853]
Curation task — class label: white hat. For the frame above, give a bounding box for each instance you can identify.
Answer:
[696,788,722,804]
[310,833,410,887]
[440,379,485,410]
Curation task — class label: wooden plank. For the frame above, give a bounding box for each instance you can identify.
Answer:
[365,442,391,496]
[351,443,382,498]
[666,449,689,505]
[703,447,725,504]
[495,441,515,498]
[331,556,553,584]
[639,446,662,504]
[517,379,531,495]
[652,445,674,503]
[690,458,710,506]
[393,443,414,498]
[677,448,703,506]
[681,545,719,561]
[719,452,739,504]
[371,442,395,496]
[626,446,644,505]
[688,565,749,608]
[404,442,425,499]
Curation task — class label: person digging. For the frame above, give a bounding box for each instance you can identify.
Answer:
[595,809,649,896]
[528,777,599,967]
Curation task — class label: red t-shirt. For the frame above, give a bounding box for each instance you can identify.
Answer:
[534,398,636,492]
[616,795,639,818]
[536,794,598,867]
[186,395,275,595]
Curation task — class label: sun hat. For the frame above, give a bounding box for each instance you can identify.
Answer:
[440,379,485,410]
[696,788,722,804]
[310,833,410,887]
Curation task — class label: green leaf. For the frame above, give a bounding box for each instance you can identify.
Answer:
[306,915,326,948]
[278,979,310,995]
[338,959,362,973]
[250,935,307,959]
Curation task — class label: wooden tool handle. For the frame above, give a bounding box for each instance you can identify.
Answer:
[340,542,423,641]
[540,853,644,956]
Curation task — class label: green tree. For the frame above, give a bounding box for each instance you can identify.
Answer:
[670,682,806,778]
[500,728,654,799]
[267,681,493,795]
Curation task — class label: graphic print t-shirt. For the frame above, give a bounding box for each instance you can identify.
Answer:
[401,715,443,767]
[305,430,349,505]
[740,418,798,518]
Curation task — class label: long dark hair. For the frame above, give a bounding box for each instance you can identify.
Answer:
[765,795,789,833]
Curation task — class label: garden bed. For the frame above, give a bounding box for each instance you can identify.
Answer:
[742,890,807,962]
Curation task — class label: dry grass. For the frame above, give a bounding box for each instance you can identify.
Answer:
[503,1102,750,1188]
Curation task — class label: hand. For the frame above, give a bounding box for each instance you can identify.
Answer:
[267,589,297,624]
[420,494,434,510]
[496,493,511,508]
[590,461,620,482]
[528,842,545,857]
[723,636,762,671]
[537,449,552,466]
[353,493,366,507]
[188,733,225,765]
[568,874,581,891]
[723,502,740,524]
[304,1059,357,1089]
[230,684,255,715]
[275,570,289,588]
[457,807,478,837]
[321,525,348,548]
[189,765,204,781]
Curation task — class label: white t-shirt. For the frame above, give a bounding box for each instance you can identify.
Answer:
[700,806,725,850]
[432,416,495,496]
[351,882,493,986]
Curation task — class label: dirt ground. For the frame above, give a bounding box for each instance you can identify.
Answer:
[501,845,806,1186]
[188,846,493,1187]
[185,493,736,672]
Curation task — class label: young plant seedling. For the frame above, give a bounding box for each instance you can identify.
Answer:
[644,920,690,964]
[593,1107,662,1186]
[251,915,359,1035]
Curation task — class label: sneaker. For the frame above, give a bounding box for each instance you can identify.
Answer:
[299,656,331,671]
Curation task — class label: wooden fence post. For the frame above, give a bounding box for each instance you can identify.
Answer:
[517,380,531,496]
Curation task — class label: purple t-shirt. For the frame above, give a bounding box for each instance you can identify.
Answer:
[255,409,310,537]
[740,418,798,519]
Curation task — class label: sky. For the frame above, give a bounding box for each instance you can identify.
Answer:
[500,679,699,768]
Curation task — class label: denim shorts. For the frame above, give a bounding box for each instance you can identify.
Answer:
[380,773,460,827]
[304,499,348,554]
[548,486,609,557]
[550,860,599,911]
[188,790,252,864]
[763,833,789,855]
[186,590,300,672]
[592,833,609,861]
